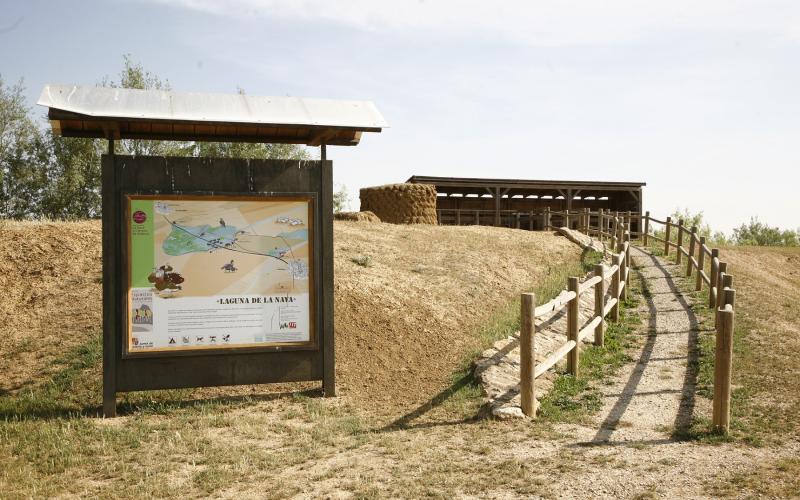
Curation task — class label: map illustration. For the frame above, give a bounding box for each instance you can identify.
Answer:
[130,198,311,298]
[127,196,313,353]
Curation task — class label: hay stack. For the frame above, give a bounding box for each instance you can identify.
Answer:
[334,211,381,223]
[359,183,438,225]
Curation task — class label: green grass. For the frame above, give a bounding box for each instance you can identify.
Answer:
[436,249,603,420]
[537,266,642,423]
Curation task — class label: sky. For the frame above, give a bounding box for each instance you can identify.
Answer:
[1,0,798,233]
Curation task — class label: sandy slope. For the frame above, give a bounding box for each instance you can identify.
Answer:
[0,219,580,414]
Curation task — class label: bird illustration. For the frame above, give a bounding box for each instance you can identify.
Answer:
[219,218,226,227]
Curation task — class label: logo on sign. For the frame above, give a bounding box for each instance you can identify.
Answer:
[133,210,147,224]
[279,321,297,330]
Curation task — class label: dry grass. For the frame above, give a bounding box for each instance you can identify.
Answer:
[719,246,800,443]
[649,243,800,497]
[3,222,800,498]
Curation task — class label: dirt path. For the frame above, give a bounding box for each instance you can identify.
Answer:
[582,245,710,444]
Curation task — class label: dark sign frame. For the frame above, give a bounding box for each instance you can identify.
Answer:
[102,155,335,417]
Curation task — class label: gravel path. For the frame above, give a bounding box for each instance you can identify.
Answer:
[584,245,710,443]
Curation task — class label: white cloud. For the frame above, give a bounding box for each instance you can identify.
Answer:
[147,0,800,46]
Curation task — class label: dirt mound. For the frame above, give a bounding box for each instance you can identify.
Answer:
[0,220,102,393]
[333,211,381,222]
[0,220,581,419]
[359,183,437,224]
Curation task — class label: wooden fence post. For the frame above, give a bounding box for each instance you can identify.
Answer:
[627,211,632,237]
[520,292,536,417]
[713,293,735,433]
[597,209,604,242]
[612,215,619,250]
[529,211,534,231]
[515,212,521,229]
[686,226,697,277]
[567,277,580,377]
[709,249,720,308]
[475,209,480,225]
[594,264,605,346]
[611,255,621,322]
[714,261,728,309]
[456,209,461,226]
[585,208,590,233]
[715,271,732,327]
[695,236,706,291]
[624,232,631,300]
[717,267,731,309]
[664,216,672,255]
[544,207,550,230]
[643,211,650,246]
[676,219,684,264]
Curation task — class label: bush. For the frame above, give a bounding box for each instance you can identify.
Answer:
[732,218,799,247]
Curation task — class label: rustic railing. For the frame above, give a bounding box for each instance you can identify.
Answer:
[519,216,632,417]
[520,210,736,433]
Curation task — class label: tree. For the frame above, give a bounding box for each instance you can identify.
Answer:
[102,55,193,157]
[1,56,313,220]
[0,75,49,218]
[732,217,798,246]
[333,184,350,213]
[40,133,102,218]
[103,59,310,161]
[668,207,712,239]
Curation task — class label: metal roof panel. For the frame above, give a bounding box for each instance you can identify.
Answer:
[37,85,389,130]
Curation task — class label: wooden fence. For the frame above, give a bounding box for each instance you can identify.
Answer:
[520,210,736,433]
[519,214,632,417]
[436,207,643,233]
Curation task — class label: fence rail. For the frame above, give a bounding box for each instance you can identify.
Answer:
[519,215,632,417]
[518,210,737,433]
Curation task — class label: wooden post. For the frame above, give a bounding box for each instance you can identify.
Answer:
[597,208,605,243]
[709,249,720,308]
[611,214,618,250]
[664,216,672,255]
[456,209,461,226]
[611,255,621,322]
[713,296,735,433]
[627,211,632,237]
[529,210,534,231]
[475,209,480,225]
[567,277,580,377]
[717,266,730,310]
[623,233,631,301]
[544,206,551,230]
[584,208,590,233]
[643,211,650,246]
[676,219,684,264]
[564,210,570,229]
[715,270,731,327]
[686,226,697,277]
[515,212,520,229]
[520,292,536,417]
[695,236,706,291]
[594,264,605,346]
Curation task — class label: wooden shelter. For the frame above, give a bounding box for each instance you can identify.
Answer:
[38,85,387,417]
[407,175,645,231]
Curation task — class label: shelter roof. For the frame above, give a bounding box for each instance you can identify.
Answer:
[38,85,388,146]
[407,175,645,195]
